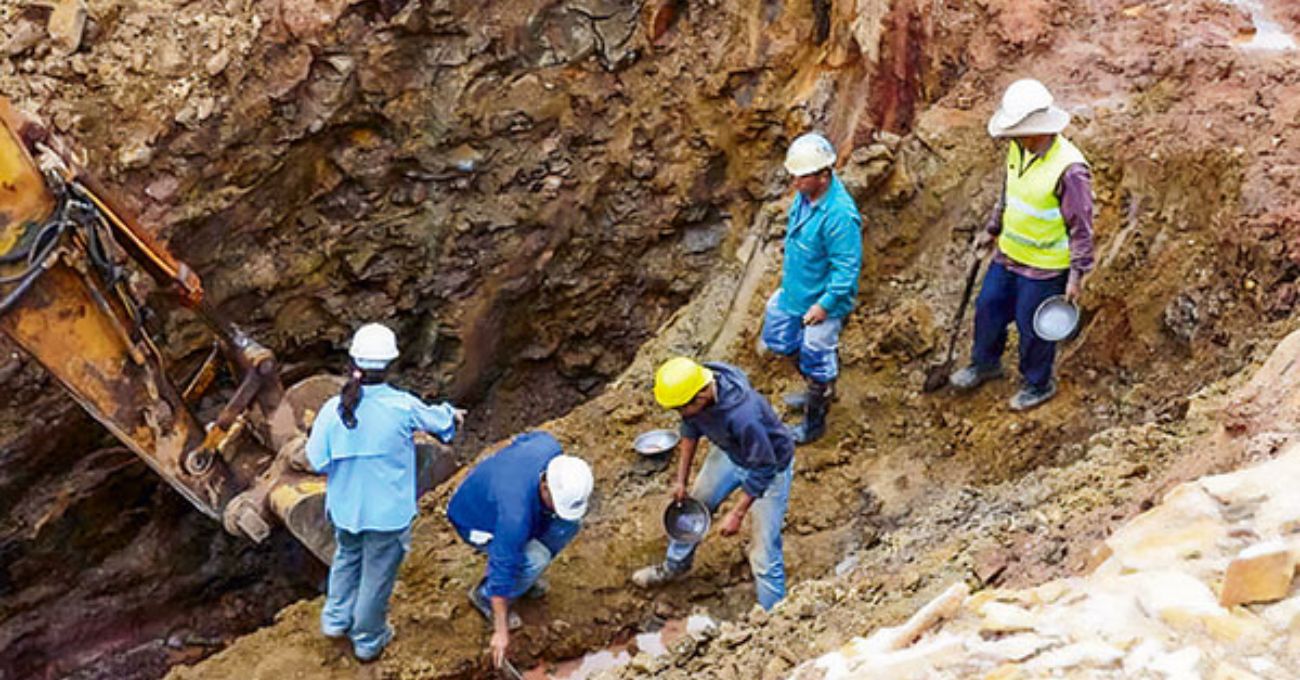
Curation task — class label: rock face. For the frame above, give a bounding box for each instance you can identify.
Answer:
[7,0,1300,678]
[0,0,960,678]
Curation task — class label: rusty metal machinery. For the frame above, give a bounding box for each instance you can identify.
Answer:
[0,98,335,563]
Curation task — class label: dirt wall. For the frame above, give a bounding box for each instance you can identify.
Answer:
[169,0,1300,678]
[0,0,956,677]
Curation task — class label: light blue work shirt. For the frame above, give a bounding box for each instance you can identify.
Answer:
[306,383,457,533]
[779,174,863,319]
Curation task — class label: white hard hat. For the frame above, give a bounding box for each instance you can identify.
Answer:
[348,323,399,370]
[546,455,593,521]
[987,78,1071,138]
[784,132,837,176]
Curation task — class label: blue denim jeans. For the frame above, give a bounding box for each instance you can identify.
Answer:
[760,290,844,383]
[971,260,1068,389]
[459,517,582,600]
[665,446,794,610]
[321,525,411,660]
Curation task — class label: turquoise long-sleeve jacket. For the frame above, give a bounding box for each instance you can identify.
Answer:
[778,174,863,319]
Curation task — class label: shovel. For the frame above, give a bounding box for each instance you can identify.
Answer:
[922,257,983,393]
[498,659,525,680]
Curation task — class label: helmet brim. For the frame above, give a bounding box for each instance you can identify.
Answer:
[988,106,1070,138]
[654,366,714,409]
[784,159,832,177]
[554,499,588,521]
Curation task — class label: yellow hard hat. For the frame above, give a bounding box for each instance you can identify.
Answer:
[654,357,714,409]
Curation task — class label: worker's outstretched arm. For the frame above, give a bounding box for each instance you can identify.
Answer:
[718,422,776,535]
[409,396,461,444]
[1059,164,1095,302]
[484,512,526,667]
[672,436,700,502]
[490,596,510,667]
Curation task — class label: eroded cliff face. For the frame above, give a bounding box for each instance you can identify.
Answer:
[161,0,1300,678]
[0,0,956,678]
[9,0,1300,678]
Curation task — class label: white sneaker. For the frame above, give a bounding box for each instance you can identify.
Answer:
[631,562,685,588]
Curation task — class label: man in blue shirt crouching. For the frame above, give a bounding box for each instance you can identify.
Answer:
[631,357,795,611]
[447,431,594,669]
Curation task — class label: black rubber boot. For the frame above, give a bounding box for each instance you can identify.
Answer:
[784,376,835,409]
[791,380,831,445]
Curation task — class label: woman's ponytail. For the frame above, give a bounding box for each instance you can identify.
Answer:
[338,361,389,429]
[339,364,364,429]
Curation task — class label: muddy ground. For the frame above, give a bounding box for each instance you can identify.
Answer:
[6,0,1300,678]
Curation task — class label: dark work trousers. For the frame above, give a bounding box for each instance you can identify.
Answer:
[970,260,1068,389]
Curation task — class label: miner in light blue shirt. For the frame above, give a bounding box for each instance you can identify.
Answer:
[760,132,863,445]
[305,322,462,663]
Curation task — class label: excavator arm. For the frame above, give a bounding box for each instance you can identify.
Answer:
[0,97,336,563]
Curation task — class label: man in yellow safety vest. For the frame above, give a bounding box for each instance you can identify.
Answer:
[950,79,1095,411]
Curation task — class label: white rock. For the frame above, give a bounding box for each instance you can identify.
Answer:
[1147,646,1202,678]
[1025,639,1124,672]
[977,601,1038,634]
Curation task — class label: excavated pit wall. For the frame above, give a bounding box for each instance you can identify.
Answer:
[7,0,1297,678]
[0,0,952,678]
[163,0,1300,678]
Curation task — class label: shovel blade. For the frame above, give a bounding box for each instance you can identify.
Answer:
[499,660,525,680]
[922,361,953,393]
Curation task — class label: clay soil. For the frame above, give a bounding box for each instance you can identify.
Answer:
[7,0,1300,678]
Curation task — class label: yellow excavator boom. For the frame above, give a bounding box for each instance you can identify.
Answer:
[0,97,335,563]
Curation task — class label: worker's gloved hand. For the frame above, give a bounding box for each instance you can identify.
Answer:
[490,628,510,668]
[973,229,995,259]
[453,408,467,429]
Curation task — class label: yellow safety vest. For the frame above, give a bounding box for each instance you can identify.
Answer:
[998,135,1087,270]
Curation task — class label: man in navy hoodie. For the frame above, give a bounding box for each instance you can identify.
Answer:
[447,431,594,668]
[631,357,795,610]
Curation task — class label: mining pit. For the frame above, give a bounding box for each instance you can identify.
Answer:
[4,0,1300,678]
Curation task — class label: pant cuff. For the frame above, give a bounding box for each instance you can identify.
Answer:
[665,558,691,574]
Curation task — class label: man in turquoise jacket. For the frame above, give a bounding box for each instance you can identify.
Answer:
[760,132,863,444]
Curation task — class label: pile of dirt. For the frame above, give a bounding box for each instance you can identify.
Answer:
[785,330,1300,678]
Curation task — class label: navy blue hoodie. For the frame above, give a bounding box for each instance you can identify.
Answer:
[680,362,794,497]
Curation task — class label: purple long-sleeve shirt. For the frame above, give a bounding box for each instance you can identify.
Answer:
[985,159,1095,281]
